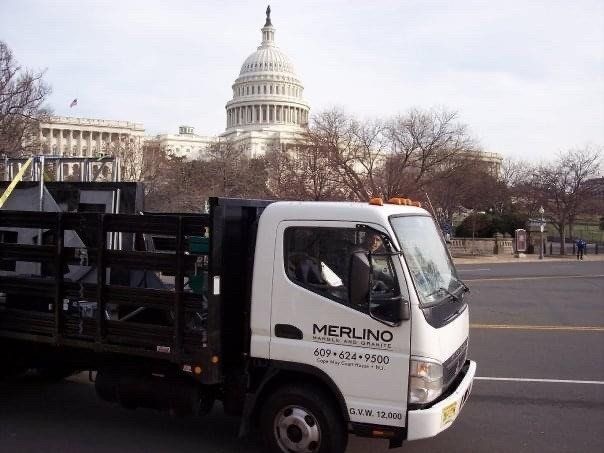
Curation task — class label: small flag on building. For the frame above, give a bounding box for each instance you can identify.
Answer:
[70,98,78,108]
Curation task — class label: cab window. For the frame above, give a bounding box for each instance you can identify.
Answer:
[283,227,404,314]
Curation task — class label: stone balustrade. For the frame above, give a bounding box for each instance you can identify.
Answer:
[448,236,514,257]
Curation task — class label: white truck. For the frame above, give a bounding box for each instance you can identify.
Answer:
[0,196,475,452]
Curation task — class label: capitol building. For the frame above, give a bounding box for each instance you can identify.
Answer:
[29,6,502,172]
[38,6,308,161]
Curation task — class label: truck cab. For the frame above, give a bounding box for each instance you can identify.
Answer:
[248,199,476,451]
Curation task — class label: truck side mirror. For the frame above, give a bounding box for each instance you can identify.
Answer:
[348,251,370,308]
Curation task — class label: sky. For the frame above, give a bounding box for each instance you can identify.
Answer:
[1,0,603,161]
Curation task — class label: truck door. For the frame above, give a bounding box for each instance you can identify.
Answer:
[269,221,411,428]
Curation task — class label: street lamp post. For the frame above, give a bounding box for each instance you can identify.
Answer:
[539,206,545,259]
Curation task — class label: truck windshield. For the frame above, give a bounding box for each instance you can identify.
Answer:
[390,215,462,307]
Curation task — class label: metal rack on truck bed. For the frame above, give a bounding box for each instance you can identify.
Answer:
[0,197,271,385]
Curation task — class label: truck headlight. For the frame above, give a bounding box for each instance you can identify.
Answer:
[408,357,444,404]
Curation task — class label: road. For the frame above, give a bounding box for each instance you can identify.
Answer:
[1,261,603,452]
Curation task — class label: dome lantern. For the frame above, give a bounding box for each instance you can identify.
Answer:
[261,5,276,47]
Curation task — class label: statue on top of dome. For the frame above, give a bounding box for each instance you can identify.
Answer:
[265,5,272,27]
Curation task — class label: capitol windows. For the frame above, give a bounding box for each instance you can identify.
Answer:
[270,85,273,94]
[252,86,255,94]
[264,85,267,94]
[246,86,249,95]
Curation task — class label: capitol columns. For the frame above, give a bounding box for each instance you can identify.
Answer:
[98,131,104,153]
[87,130,92,156]
[48,128,53,153]
[57,129,63,155]
[68,130,73,156]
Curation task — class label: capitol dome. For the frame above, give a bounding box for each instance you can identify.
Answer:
[224,6,310,133]
[240,47,296,76]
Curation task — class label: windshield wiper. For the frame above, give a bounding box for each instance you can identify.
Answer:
[423,282,468,308]
[451,276,470,294]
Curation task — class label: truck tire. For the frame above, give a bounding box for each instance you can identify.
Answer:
[260,384,347,453]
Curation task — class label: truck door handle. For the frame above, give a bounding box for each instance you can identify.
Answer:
[274,324,303,340]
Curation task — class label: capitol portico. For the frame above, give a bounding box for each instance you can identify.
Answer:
[38,116,144,157]
[221,6,310,157]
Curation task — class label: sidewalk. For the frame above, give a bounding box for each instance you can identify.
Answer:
[453,253,604,265]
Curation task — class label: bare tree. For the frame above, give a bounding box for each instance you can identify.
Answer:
[266,141,348,201]
[535,147,601,254]
[303,109,373,200]
[500,157,531,188]
[0,41,51,155]
[383,108,477,197]
[109,136,145,181]
[296,107,479,202]
[424,157,502,228]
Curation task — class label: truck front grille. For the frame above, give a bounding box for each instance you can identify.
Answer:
[443,339,468,389]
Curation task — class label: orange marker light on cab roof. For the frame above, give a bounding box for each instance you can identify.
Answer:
[369,197,384,206]
[387,197,411,205]
[386,197,422,207]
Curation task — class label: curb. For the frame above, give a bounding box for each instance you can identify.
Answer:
[453,255,604,265]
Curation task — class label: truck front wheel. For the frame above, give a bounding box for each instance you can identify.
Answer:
[260,384,347,453]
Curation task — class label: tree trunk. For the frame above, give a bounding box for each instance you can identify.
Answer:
[559,224,566,255]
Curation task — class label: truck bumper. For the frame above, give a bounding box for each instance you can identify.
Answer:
[406,360,476,441]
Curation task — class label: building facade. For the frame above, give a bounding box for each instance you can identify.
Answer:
[38,116,145,157]
[460,150,504,175]
[220,6,311,157]
[146,126,215,159]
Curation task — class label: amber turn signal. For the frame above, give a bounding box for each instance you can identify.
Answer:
[385,197,422,208]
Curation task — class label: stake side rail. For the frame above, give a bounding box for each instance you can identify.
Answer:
[0,210,221,383]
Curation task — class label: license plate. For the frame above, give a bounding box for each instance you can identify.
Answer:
[441,402,458,426]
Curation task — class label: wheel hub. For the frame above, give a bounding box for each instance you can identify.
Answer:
[274,405,321,452]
